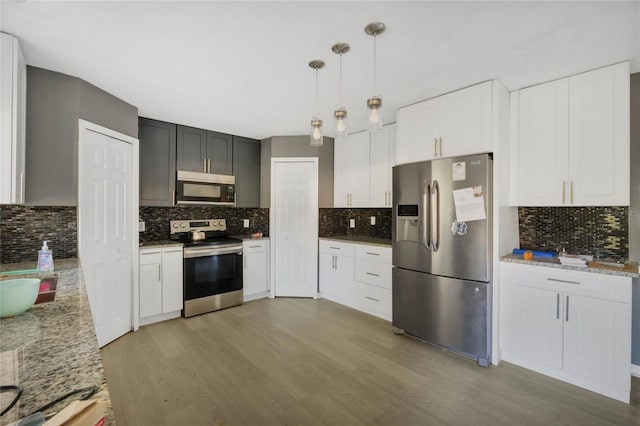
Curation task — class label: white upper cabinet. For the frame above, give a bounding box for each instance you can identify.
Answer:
[369,124,395,207]
[396,81,493,165]
[334,123,395,208]
[334,131,370,207]
[0,32,27,204]
[568,63,630,206]
[511,79,570,205]
[511,62,629,206]
[396,98,439,165]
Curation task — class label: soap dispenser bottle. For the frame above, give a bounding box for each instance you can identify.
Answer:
[37,240,54,272]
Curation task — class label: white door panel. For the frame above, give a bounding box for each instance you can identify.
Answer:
[80,124,136,347]
[272,159,318,297]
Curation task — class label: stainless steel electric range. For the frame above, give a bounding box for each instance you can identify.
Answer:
[170,219,243,317]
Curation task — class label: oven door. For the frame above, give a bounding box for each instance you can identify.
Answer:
[183,245,243,302]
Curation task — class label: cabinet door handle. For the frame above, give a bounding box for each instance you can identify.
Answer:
[158,265,161,281]
[172,190,176,206]
[366,252,380,256]
[562,181,566,204]
[208,159,211,173]
[365,296,380,302]
[334,256,338,270]
[434,138,438,157]
[366,272,380,277]
[249,245,261,248]
[566,295,569,322]
[556,293,560,319]
[203,158,207,173]
[570,181,574,204]
[244,255,247,268]
[438,137,443,157]
[547,278,580,285]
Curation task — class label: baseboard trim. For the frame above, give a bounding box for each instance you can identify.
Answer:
[632,364,640,378]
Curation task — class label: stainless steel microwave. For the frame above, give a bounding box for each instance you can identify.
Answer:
[175,171,235,206]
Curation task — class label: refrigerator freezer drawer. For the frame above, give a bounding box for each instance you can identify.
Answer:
[392,267,490,365]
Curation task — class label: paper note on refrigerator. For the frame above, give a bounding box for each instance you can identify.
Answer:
[452,186,486,222]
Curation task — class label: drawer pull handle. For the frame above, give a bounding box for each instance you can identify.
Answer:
[547,278,580,285]
[249,245,262,248]
[366,272,380,277]
[365,296,380,302]
[329,246,341,250]
[366,252,380,256]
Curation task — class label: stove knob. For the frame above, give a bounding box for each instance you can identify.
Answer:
[172,223,178,228]
[180,223,186,229]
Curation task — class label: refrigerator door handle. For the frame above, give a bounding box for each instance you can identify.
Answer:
[422,180,431,250]
[431,180,440,252]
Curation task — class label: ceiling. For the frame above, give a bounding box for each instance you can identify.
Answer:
[1,1,638,140]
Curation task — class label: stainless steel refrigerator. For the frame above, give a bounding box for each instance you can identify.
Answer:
[392,153,492,367]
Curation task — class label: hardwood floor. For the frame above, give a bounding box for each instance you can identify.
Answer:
[101,298,640,425]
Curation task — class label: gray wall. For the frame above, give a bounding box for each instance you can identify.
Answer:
[260,135,334,208]
[630,72,640,365]
[25,66,137,206]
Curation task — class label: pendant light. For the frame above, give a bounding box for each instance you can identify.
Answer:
[332,43,350,138]
[308,59,325,147]
[365,22,385,131]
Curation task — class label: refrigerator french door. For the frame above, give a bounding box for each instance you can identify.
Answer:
[392,153,492,366]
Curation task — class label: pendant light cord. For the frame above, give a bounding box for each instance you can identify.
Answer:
[339,54,343,107]
[315,68,319,117]
[373,35,377,95]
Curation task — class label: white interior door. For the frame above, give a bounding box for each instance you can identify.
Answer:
[271,158,318,297]
[79,120,138,347]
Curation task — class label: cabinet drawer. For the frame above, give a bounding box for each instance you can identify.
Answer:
[501,262,631,303]
[319,240,354,256]
[355,259,391,289]
[244,240,267,253]
[355,244,391,263]
[353,282,392,320]
[140,250,162,264]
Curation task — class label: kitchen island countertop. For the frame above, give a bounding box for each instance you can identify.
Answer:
[500,253,640,278]
[0,259,114,425]
[319,236,392,247]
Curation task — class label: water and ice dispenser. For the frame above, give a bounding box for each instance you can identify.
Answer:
[396,205,419,242]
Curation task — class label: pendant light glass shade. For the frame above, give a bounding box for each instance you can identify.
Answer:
[332,43,350,138]
[310,117,323,146]
[308,59,325,146]
[365,22,385,131]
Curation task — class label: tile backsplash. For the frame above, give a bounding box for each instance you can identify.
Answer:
[518,207,628,260]
[139,206,269,242]
[319,208,392,240]
[0,205,77,264]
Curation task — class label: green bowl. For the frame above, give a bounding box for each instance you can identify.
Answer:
[0,278,40,318]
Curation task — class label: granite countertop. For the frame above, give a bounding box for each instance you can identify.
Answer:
[319,236,392,247]
[138,239,183,249]
[501,253,640,278]
[0,259,114,425]
[231,234,270,241]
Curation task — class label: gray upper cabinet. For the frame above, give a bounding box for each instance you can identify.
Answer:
[139,118,176,206]
[176,125,207,172]
[207,131,233,175]
[233,136,260,207]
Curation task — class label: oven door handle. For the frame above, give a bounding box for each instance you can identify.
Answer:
[183,245,243,258]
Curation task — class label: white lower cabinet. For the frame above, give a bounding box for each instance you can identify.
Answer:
[500,262,632,403]
[139,246,183,325]
[243,239,270,301]
[319,240,391,321]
